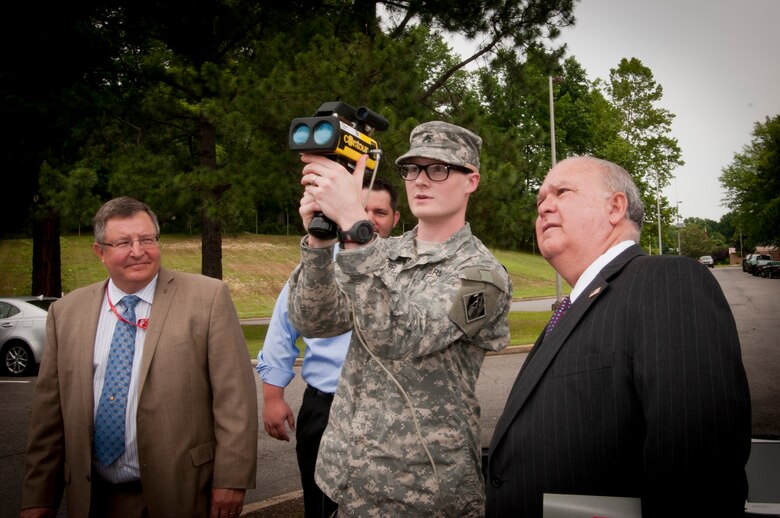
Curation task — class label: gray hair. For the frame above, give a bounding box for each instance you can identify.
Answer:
[577,156,645,234]
[93,196,160,243]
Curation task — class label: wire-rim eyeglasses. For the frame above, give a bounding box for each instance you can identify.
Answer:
[97,234,160,250]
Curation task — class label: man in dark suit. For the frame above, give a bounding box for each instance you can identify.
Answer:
[486,156,751,517]
[21,197,258,518]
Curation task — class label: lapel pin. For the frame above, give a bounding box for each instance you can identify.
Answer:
[588,287,601,298]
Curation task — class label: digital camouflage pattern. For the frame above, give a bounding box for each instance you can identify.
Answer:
[395,121,483,173]
[288,223,512,517]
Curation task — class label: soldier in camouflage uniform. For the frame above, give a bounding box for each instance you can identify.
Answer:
[288,121,512,517]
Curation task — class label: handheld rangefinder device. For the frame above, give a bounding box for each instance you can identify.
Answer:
[289,101,389,239]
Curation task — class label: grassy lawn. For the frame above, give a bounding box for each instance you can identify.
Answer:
[0,234,306,318]
[2,233,563,355]
[242,310,549,359]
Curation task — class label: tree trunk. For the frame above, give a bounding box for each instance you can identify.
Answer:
[32,209,62,297]
[199,115,223,279]
[353,0,378,38]
[201,215,222,279]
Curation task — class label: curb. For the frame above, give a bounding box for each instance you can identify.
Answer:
[241,490,304,518]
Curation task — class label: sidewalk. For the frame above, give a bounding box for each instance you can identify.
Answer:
[239,297,559,326]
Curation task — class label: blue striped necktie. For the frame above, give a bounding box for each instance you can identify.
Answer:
[94,295,141,466]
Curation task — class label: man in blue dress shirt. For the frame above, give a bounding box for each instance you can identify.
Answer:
[256,177,399,518]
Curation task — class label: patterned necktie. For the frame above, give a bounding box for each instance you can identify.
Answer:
[544,296,571,337]
[94,295,141,467]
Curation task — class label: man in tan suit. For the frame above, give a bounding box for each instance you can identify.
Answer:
[20,197,258,518]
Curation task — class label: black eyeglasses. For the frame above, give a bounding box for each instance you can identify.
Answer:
[397,163,470,182]
[98,234,160,250]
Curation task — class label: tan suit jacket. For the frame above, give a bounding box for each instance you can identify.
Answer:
[21,268,258,517]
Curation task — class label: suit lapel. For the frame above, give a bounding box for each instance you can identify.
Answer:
[490,245,645,451]
[490,285,606,449]
[137,268,176,393]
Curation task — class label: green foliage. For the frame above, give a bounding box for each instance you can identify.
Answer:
[7,0,703,288]
[720,114,780,249]
[36,162,101,230]
[715,211,741,250]
[1,1,128,235]
[678,222,715,258]
[600,58,684,253]
[470,47,560,248]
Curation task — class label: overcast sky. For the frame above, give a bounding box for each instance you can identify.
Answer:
[556,0,780,221]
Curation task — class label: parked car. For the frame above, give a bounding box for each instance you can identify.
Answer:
[0,296,57,376]
[761,261,780,279]
[742,254,751,272]
[745,254,772,274]
[699,255,715,268]
[752,258,774,277]
[756,260,779,278]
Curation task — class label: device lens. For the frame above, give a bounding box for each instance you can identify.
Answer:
[313,121,334,145]
[292,124,310,145]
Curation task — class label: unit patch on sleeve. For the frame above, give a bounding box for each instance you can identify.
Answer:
[449,266,508,339]
[463,291,486,323]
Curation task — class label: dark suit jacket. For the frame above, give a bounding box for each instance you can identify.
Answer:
[21,268,258,518]
[486,245,751,517]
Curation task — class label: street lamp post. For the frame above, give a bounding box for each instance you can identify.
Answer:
[739,227,743,261]
[549,75,563,307]
[675,201,683,256]
[656,171,663,255]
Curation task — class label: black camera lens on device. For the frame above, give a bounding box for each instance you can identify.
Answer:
[356,107,389,131]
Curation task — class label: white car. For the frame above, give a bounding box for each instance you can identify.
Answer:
[699,255,715,268]
[0,296,57,376]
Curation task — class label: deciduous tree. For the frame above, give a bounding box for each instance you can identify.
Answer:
[720,114,780,249]
[601,58,683,252]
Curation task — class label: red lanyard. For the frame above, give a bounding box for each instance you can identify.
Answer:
[105,285,149,330]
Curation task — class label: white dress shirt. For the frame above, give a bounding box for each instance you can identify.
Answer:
[92,276,157,483]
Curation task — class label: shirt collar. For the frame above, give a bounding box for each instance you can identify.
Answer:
[392,223,473,261]
[106,274,159,307]
[570,240,634,303]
